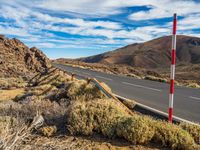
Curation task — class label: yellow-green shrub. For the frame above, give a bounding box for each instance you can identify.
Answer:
[153,121,195,150]
[67,99,195,150]
[67,80,108,100]
[66,99,127,137]
[66,96,196,150]
[117,116,155,144]
[180,122,200,144]
[186,83,200,88]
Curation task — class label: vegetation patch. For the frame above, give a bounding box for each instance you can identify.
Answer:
[66,80,108,100]
[144,75,168,83]
[0,77,27,89]
[180,122,200,144]
[0,88,25,101]
[0,67,199,149]
[66,87,197,149]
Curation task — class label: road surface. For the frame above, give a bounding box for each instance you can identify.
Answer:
[55,64,200,123]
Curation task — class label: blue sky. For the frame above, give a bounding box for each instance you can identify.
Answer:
[0,0,200,59]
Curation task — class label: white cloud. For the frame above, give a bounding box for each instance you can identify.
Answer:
[129,0,200,20]
[0,0,200,54]
[178,14,200,30]
[0,25,30,37]
[32,12,122,30]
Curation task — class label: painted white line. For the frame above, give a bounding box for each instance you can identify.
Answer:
[82,72,91,75]
[122,82,162,92]
[189,96,200,101]
[96,75,112,81]
[114,94,200,127]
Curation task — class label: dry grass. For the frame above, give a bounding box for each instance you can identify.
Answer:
[186,83,200,88]
[0,88,25,101]
[0,77,27,89]
[31,67,71,87]
[40,125,57,137]
[144,76,168,83]
[0,68,199,149]
[30,84,57,96]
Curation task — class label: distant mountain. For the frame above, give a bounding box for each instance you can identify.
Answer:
[0,35,51,77]
[80,35,200,68]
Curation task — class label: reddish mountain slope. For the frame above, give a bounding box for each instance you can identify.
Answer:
[80,35,200,68]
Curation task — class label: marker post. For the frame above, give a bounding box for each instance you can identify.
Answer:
[169,13,177,123]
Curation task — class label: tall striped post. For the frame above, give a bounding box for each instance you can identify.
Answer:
[169,13,177,123]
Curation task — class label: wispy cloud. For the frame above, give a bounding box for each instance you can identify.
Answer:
[0,0,199,58]
[129,0,200,20]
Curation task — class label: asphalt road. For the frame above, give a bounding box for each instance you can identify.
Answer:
[55,64,200,123]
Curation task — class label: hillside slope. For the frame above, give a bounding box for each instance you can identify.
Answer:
[0,35,51,78]
[80,35,200,68]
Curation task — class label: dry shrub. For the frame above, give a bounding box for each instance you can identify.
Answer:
[127,73,142,79]
[117,116,155,144]
[30,84,57,96]
[186,83,200,88]
[66,96,196,150]
[153,121,195,150]
[120,99,136,109]
[30,67,71,87]
[40,126,57,137]
[0,77,27,89]
[180,122,200,144]
[0,116,18,135]
[67,80,107,100]
[0,114,30,150]
[67,99,127,137]
[144,76,168,83]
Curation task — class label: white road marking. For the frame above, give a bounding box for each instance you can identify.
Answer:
[189,96,200,101]
[82,72,91,75]
[96,75,112,81]
[114,93,200,127]
[122,82,162,92]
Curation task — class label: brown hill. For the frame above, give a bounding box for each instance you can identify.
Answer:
[0,35,51,78]
[80,35,200,68]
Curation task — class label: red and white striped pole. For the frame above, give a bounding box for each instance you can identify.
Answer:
[169,13,177,123]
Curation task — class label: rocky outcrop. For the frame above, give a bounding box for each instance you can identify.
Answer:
[0,35,51,78]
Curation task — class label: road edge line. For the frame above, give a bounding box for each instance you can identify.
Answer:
[114,94,200,126]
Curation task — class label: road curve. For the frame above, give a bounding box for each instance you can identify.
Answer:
[54,64,200,123]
